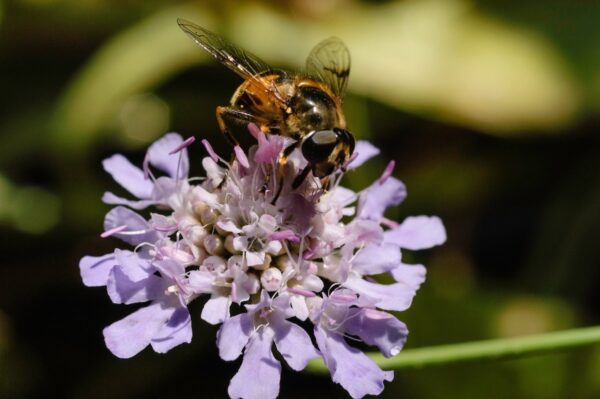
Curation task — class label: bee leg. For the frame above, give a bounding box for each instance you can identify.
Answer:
[271,141,299,204]
[216,106,260,147]
[292,166,311,189]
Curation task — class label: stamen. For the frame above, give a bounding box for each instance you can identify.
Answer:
[346,151,359,167]
[201,139,219,163]
[143,153,151,180]
[152,224,178,233]
[100,225,127,238]
[268,230,300,243]
[330,291,357,303]
[381,217,400,229]
[231,281,238,303]
[166,285,179,295]
[234,145,250,169]
[169,136,195,155]
[287,287,316,297]
[247,123,261,140]
[302,247,315,260]
[363,308,394,320]
[379,160,396,184]
[281,241,298,270]
[116,229,151,236]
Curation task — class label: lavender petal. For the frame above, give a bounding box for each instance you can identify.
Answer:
[352,243,401,275]
[347,140,380,170]
[79,253,116,287]
[344,274,422,311]
[358,177,406,221]
[102,154,153,199]
[106,266,164,304]
[228,328,281,399]
[272,317,320,371]
[344,308,408,358]
[384,215,446,250]
[315,325,393,399]
[103,206,159,246]
[150,306,192,353]
[201,295,231,325]
[217,313,253,361]
[147,133,189,179]
[103,302,174,359]
[102,191,157,210]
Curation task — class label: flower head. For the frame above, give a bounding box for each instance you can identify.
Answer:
[80,127,446,399]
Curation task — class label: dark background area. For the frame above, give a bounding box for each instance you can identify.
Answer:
[0,0,599,398]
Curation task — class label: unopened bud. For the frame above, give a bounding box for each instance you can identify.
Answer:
[203,234,224,255]
[224,235,237,254]
[187,224,208,246]
[252,254,272,271]
[261,267,283,292]
[202,256,226,273]
[192,201,207,218]
[200,207,218,225]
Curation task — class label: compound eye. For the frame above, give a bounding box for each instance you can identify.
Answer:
[302,130,339,164]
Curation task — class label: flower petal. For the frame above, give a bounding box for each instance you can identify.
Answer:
[344,308,408,358]
[150,306,192,353]
[228,329,281,399]
[106,266,164,304]
[187,270,215,294]
[384,216,446,250]
[352,243,401,275]
[343,273,423,311]
[103,206,159,246]
[253,127,284,164]
[102,154,153,199]
[103,302,174,359]
[147,133,189,179]
[346,140,380,170]
[315,325,393,399]
[358,177,406,221]
[79,253,116,287]
[153,259,185,280]
[390,262,427,287]
[102,191,157,210]
[217,313,253,361]
[201,295,231,325]
[272,318,320,371]
[114,249,154,282]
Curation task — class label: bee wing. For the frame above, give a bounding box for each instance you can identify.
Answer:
[178,19,281,96]
[305,37,351,99]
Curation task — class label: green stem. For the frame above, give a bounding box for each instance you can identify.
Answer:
[305,325,600,373]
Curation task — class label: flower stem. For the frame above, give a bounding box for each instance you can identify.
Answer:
[305,325,600,373]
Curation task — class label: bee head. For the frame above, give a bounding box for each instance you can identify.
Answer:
[301,128,355,178]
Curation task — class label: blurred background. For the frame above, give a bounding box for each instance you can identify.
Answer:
[1,0,599,398]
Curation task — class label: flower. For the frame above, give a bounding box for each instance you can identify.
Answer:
[80,126,446,399]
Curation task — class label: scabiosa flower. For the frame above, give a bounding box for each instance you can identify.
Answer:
[80,125,446,399]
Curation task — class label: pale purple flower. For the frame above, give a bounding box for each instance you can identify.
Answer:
[80,127,446,398]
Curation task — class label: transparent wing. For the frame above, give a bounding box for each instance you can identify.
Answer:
[177,18,273,82]
[305,37,351,99]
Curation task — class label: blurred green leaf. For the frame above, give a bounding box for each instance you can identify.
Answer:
[0,174,61,234]
[53,3,215,154]
[227,0,581,134]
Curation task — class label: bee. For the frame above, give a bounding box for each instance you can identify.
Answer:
[178,19,355,189]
